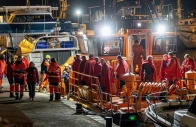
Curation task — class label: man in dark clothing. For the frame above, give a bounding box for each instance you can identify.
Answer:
[79,56,87,84]
[140,55,156,82]
[26,62,39,100]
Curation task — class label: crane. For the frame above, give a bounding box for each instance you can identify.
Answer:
[59,0,68,19]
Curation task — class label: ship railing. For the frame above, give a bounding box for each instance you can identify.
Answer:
[0,6,58,13]
[69,71,112,110]
[146,91,190,127]
[33,35,79,52]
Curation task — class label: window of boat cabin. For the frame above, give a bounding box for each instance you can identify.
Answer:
[11,14,53,22]
[153,36,177,54]
[97,37,124,56]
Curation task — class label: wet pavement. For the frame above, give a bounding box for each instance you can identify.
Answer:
[0,79,111,127]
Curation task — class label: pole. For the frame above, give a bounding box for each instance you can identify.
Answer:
[103,0,105,20]
[177,0,182,20]
[78,15,79,24]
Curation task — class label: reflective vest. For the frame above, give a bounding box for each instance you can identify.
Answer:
[14,61,27,79]
[48,62,61,83]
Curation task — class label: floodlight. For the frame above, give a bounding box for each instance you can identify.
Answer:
[157,25,166,34]
[101,26,111,35]
[137,23,141,27]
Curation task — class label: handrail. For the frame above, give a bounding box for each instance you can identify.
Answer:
[69,71,108,108]
[71,71,99,79]
[33,34,79,51]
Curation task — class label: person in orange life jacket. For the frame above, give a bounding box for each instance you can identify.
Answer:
[140,55,156,82]
[116,55,129,88]
[0,55,7,93]
[181,54,195,78]
[39,55,51,92]
[93,57,102,84]
[7,58,15,97]
[26,62,39,101]
[14,55,27,100]
[21,55,29,91]
[47,58,61,101]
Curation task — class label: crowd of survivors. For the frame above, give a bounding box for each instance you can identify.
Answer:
[0,39,195,101]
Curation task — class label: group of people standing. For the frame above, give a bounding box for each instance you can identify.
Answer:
[3,54,62,101]
[132,39,195,86]
[71,54,129,94]
[140,52,195,86]
[6,55,39,100]
[159,53,195,85]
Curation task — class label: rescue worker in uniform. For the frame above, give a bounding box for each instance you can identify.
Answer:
[116,55,129,88]
[47,58,61,101]
[165,52,181,86]
[7,58,15,97]
[82,54,96,86]
[14,55,27,100]
[140,55,156,82]
[39,55,51,92]
[100,58,112,94]
[181,54,195,78]
[0,55,7,92]
[22,55,29,91]
[132,40,145,74]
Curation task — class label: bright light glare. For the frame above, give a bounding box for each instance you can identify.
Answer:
[76,10,81,15]
[101,26,111,35]
[137,23,141,27]
[157,25,166,34]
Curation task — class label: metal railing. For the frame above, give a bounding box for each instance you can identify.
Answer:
[68,71,112,109]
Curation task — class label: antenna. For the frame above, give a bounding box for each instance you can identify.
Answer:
[26,0,30,6]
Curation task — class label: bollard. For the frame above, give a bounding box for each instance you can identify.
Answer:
[75,103,83,114]
[105,117,113,127]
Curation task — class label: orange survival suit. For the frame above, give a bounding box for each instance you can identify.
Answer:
[14,58,27,100]
[47,60,61,101]
[39,59,50,92]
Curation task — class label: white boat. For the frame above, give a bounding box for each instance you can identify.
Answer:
[0,6,74,49]
[145,91,196,127]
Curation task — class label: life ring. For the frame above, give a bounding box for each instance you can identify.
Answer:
[48,38,61,48]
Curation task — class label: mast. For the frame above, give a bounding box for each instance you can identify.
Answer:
[177,0,182,20]
[26,0,30,6]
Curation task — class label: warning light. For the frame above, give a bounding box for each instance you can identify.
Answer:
[129,115,136,121]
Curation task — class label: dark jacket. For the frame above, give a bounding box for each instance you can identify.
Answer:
[26,67,39,83]
[41,59,50,74]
